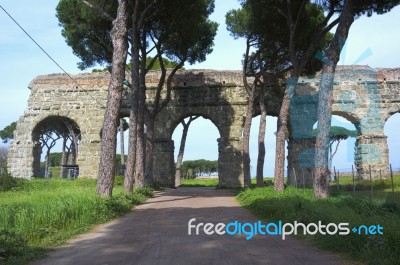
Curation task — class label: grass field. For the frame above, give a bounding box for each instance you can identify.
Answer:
[180,177,400,265]
[180,178,219,187]
[236,185,400,265]
[330,176,400,204]
[0,176,153,265]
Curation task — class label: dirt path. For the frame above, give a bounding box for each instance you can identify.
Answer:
[31,187,344,265]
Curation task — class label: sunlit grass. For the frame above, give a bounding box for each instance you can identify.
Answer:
[180,178,219,187]
[0,177,153,264]
[237,186,400,265]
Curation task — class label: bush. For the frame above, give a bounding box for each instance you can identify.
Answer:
[0,171,18,192]
[0,230,28,261]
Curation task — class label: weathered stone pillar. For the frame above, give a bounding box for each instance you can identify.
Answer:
[217,137,243,188]
[152,139,175,186]
[7,115,37,179]
[354,133,389,179]
[287,138,316,187]
[77,139,101,178]
[7,140,36,178]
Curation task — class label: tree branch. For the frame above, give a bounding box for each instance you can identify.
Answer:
[79,0,114,22]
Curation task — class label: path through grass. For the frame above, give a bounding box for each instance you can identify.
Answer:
[0,176,153,265]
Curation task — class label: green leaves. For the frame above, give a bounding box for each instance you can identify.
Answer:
[0,122,16,143]
[56,0,117,70]
[312,126,358,142]
[56,0,217,70]
[181,159,218,179]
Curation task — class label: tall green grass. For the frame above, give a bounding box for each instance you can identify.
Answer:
[237,186,400,265]
[0,177,153,264]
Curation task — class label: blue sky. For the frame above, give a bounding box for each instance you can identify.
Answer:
[1,0,399,176]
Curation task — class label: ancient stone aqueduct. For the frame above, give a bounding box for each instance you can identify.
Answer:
[7,66,400,187]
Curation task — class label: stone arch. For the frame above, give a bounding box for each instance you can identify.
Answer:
[320,114,359,174]
[331,111,361,131]
[168,113,222,139]
[171,114,220,183]
[152,100,245,187]
[31,116,81,177]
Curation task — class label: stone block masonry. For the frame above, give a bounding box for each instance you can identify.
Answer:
[7,67,400,187]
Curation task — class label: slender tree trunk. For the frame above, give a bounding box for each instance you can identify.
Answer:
[175,116,198,187]
[256,93,267,187]
[120,118,125,165]
[243,91,255,187]
[96,0,128,197]
[71,138,77,165]
[124,1,140,193]
[175,122,189,187]
[144,118,154,186]
[124,107,137,192]
[274,77,298,191]
[45,150,50,178]
[329,144,333,179]
[314,0,354,199]
[60,137,67,178]
[134,83,146,188]
[133,28,148,188]
[314,65,335,198]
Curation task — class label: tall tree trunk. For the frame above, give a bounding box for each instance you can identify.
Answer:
[274,77,298,191]
[124,105,137,192]
[329,144,333,179]
[243,91,255,187]
[60,137,67,178]
[314,0,354,199]
[134,82,146,188]
[124,0,141,193]
[144,118,154,186]
[45,150,50,178]
[96,0,128,197]
[314,65,335,198]
[133,28,148,188]
[120,118,125,165]
[71,138,77,165]
[175,116,198,187]
[256,92,267,187]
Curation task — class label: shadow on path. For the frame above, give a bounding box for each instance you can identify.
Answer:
[31,187,344,265]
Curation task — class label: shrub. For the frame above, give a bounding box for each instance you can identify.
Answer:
[0,171,18,192]
[0,230,27,261]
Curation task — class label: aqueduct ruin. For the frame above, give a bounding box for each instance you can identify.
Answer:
[7,66,400,187]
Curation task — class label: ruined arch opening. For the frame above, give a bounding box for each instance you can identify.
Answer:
[32,116,81,178]
[312,114,359,177]
[115,117,129,176]
[249,115,285,179]
[171,115,220,185]
[384,113,400,170]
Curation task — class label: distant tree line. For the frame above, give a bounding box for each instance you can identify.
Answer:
[181,160,218,179]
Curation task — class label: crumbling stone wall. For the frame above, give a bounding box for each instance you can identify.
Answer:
[288,66,400,185]
[7,67,400,187]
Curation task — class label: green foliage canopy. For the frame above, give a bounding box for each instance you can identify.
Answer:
[181,160,218,179]
[312,126,358,143]
[0,122,16,143]
[56,0,218,70]
[226,1,331,77]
